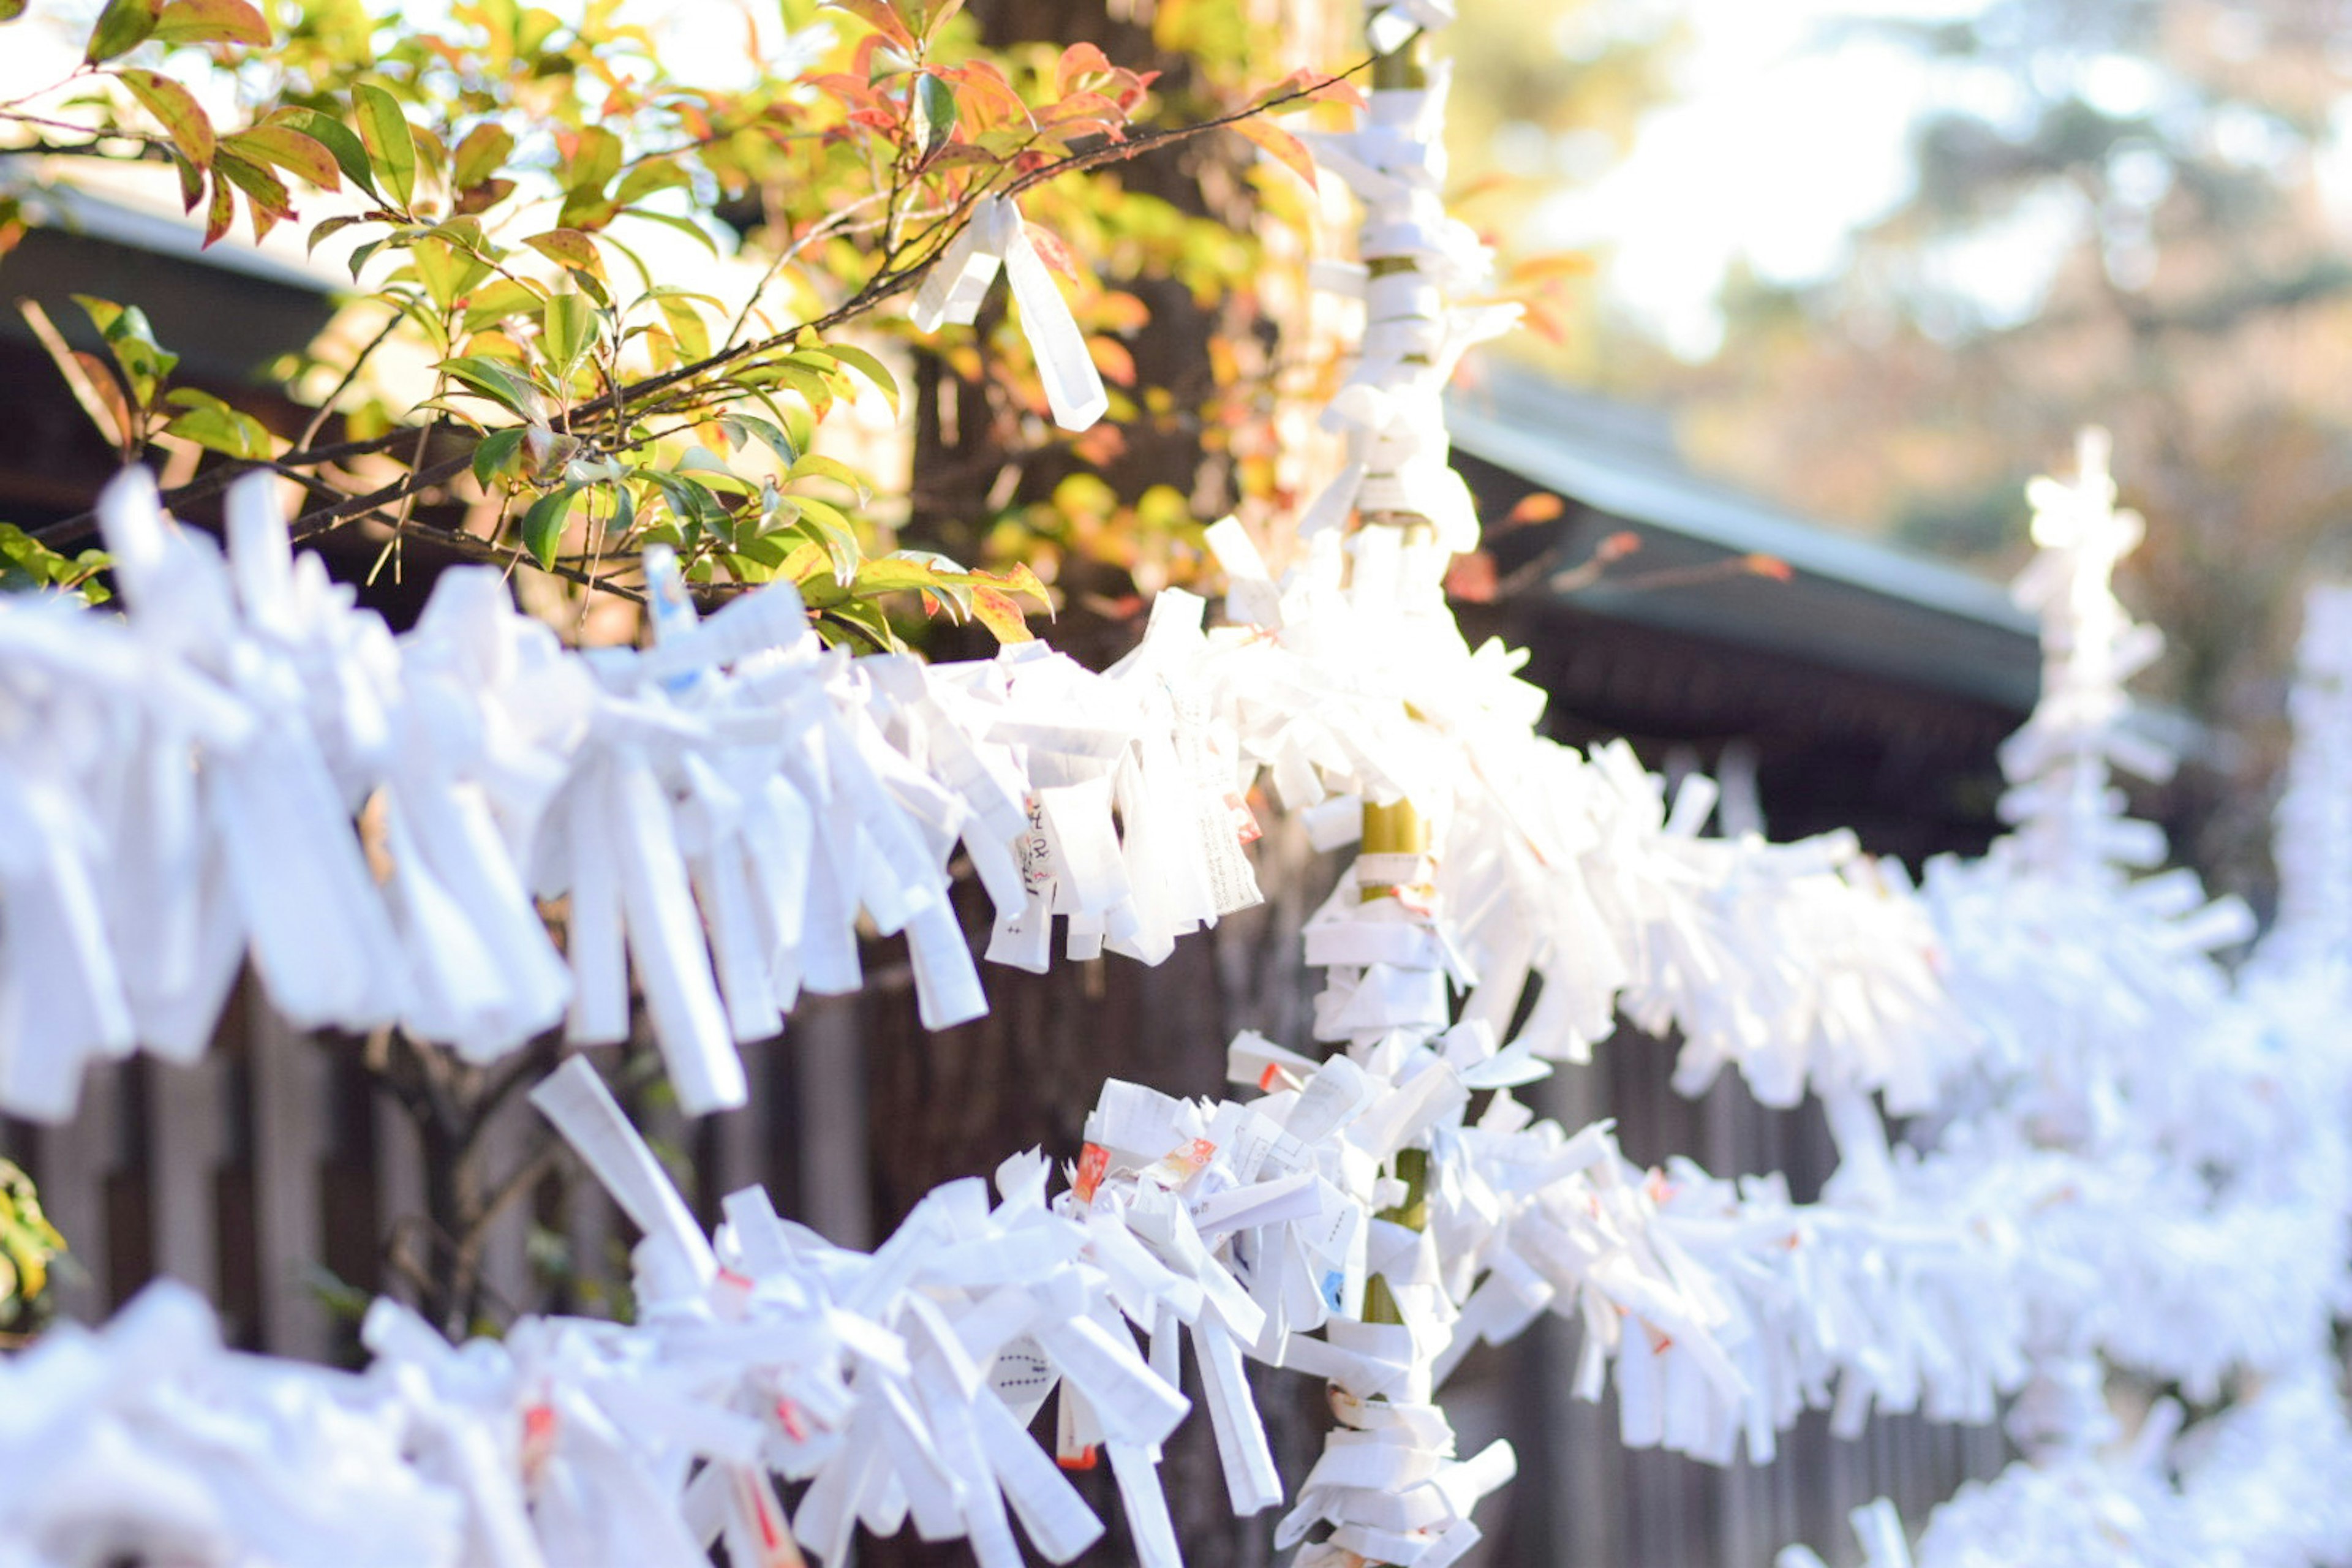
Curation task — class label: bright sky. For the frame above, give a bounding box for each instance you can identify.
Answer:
[1526,0,2002,358]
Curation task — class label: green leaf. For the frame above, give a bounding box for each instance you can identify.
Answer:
[352,81,417,211]
[281,109,378,201]
[518,485,578,568]
[471,426,526,488]
[784,494,861,586]
[817,341,900,414]
[305,213,363,256]
[522,228,602,275]
[84,0,159,64]
[908,72,957,160]
[817,594,900,653]
[435,354,543,418]
[613,160,690,206]
[641,470,729,541]
[718,411,796,468]
[149,0,268,46]
[161,388,270,458]
[459,277,547,333]
[407,236,483,311]
[117,69,212,167]
[450,122,513,190]
[221,124,339,189]
[562,126,622,196]
[0,1,27,21]
[647,290,712,363]
[72,295,176,409]
[788,453,872,502]
[540,291,600,382]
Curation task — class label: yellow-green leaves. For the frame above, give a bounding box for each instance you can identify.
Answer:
[117,69,211,166]
[162,387,271,458]
[0,525,110,606]
[150,0,268,47]
[74,295,176,410]
[223,124,341,190]
[352,81,418,211]
[84,0,159,64]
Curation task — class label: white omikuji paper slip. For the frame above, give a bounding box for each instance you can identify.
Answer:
[5,2,2352,1565]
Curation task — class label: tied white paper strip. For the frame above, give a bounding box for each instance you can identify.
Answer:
[909,193,1110,432]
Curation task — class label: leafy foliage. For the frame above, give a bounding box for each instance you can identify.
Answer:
[0,1159,66,1332]
[0,0,1360,649]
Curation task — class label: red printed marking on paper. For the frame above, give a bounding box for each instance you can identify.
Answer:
[1142,1136,1217,1189]
[521,1401,559,1487]
[774,1396,810,1442]
[1074,1142,1110,1203]
[1225,790,1263,845]
[1058,1444,1101,1471]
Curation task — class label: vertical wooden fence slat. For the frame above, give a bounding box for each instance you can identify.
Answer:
[793,993,871,1248]
[149,1054,226,1298]
[36,1061,116,1323]
[373,1056,425,1310]
[248,991,330,1360]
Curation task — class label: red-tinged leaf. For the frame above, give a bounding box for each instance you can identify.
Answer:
[820,0,913,51]
[920,0,963,38]
[172,150,204,213]
[970,586,1033,644]
[1232,116,1317,190]
[1504,492,1564,527]
[221,124,339,189]
[522,228,603,275]
[117,69,213,167]
[1023,220,1080,283]
[973,560,1052,613]
[202,160,234,246]
[211,150,291,243]
[1444,550,1499,604]
[1088,334,1134,387]
[69,352,134,446]
[454,176,516,216]
[947,58,1030,129]
[1056,41,1114,95]
[150,0,268,45]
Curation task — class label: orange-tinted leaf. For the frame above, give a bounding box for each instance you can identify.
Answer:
[821,0,913,50]
[1746,553,1793,582]
[150,0,267,45]
[118,69,212,167]
[1056,41,1114,94]
[1504,491,1564,526]
[1232,116,1316,189]
[970,586,1033,644]
[222,124,339,189]
[1088,334,1135,387]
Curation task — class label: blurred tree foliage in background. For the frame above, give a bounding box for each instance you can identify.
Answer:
[1456,0,2352,903]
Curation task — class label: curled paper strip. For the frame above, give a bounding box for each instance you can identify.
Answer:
[909,194,1110,432]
